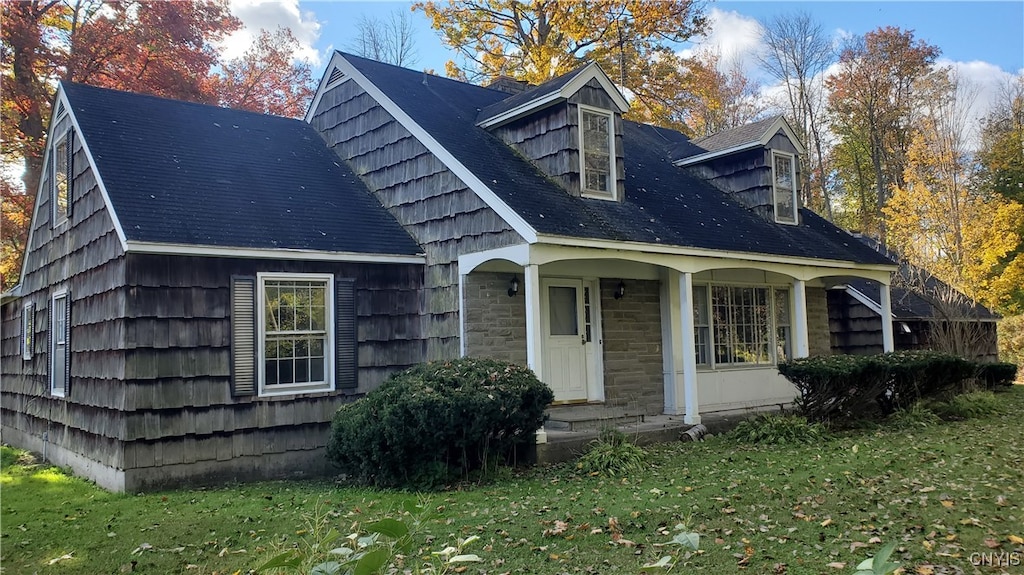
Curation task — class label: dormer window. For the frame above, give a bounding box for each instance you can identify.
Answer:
[579,106,614,199]
[772,151,797,224]
[51,129,73,227]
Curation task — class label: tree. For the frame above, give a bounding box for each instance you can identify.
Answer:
[413,0,708,131]
[827,27,939,242]
[885,70,1024,315]
[684,48,765,138]
[978,76,1024,205]
[0,173,33,291]
[349,8,418,67]
[215,27,315,118]
[759,11,835,219]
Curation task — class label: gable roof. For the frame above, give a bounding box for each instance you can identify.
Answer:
[476,62,630,128]
[335,53,893,267]
[673,115,806,166]
[61,82,421,258]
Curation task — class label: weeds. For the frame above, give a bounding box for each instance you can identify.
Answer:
[730,412,828,445]
[576,428,647,476]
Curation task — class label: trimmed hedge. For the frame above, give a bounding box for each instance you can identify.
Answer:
[976,362,1019,389]
[326,357,553,489]
[778,351,975,423]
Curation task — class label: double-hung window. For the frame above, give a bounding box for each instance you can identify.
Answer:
[693,284,790,367]
[772,151,798,224]
[258,273,334,396]
[579,106,615,199]
[52,129,73,227]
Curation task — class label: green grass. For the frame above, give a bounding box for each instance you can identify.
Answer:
[3,386,1024,575]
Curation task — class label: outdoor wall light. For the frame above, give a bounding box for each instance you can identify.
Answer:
[508,275,519,297]
[614,280,626,300]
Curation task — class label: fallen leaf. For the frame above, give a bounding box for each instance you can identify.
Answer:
[1008,535,1024,545]
[940,500,954,508]
[984,538,1001,549]
[827,561,846,569]
[916,566,935,575]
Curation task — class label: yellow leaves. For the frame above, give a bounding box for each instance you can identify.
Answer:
[1008,534,1024,545]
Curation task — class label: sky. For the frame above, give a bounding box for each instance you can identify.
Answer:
[223,0,1024,131]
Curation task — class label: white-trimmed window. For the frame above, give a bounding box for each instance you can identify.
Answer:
[579,106,615,199]
[693,284,790,367]
[257,273,335,396]
[50,290,69,397]
[52,129,73,227]
[22,302,34,360]
[772,151,798,224]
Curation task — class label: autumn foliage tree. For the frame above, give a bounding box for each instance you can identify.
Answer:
[1,0,314,289]
[413,0,708,132]
[827,27,939,241]
[683,48,764,138]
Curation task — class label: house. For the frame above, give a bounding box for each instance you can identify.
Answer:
[1,53,897,491]
[828,243,999,359]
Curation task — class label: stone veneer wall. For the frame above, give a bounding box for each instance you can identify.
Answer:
[807,287,832,357]
[462,272,527,366]
[599,278,664,414]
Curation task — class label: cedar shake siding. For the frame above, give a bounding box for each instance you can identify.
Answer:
[685,130,802,222]
[309,79,525,359]
[492,78,625,198]
[1,116,129,479]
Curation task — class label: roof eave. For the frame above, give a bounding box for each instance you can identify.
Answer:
[124,241,426,264]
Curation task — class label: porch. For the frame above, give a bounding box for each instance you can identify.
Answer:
[458,242,896,425]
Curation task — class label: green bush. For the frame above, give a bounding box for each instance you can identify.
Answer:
[779,351,976,423]
[327,358,553,489]
[976,362,1019,389]
[576,428,646,476]
[998,314,1024,368]
[928,391,1006,420]
[730,413,827,445]
[886,403,942,430]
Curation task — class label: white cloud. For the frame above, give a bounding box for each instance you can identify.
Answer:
[222,0,323,66]
[679,8,764,76]
[936,58,1020,149]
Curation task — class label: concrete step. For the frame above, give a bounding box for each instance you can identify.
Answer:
[545,406,646,431]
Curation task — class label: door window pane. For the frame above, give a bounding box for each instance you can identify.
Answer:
[548,286,578,336]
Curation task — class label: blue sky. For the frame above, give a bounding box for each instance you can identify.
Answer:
[224,0,1023,126]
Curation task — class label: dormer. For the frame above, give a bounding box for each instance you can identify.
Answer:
[673,116,806,225]
[477,63,630,201]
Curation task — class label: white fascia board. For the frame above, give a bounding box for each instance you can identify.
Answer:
[477,63,630,129]
[534,233,898,273]
[674,116,808,168]
[124,241,426,264]
[843,284,897,318]
[18,84,130,285]
[457,244,531,273]
[334,54,539,244]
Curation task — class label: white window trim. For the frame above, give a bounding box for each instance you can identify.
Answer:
[578,104,617,201]
[771,150,798,225]
[256,272,335,397]
[22,302,34,361]
[693,283,791,369]
[51,129,71,228]
[50,289,69,397]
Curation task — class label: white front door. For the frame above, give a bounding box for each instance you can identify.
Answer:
[541,279,588,402]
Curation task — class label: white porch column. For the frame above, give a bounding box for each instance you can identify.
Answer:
[458,271,468,357]
[524,264,543,379]
[523,264,547,443]
[792,279,810,358]
[879,281,895,352]
[660,272,685,415]
[679,272,701,425]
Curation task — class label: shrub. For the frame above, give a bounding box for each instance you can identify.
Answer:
[886,403,941,430]
[327,358,553,489]
[730,413,827,445]
[928,391,1006,420]
[779,351,976,423]
[976,362,1019,389]
[576,428,646,476]
[998,314,1024,368]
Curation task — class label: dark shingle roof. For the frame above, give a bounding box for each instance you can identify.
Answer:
[62,82,421,255]
[846,278,998,321]
[341,53,893,266]
[686,115,782,155]
[477,64,591,123]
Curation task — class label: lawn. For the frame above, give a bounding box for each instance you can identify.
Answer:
[2,387,1023,575]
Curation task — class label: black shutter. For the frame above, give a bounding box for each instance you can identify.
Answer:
[231,276,257,397]
[64,291,72,396]
[66,128,74,217]
[335,279,357,390]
